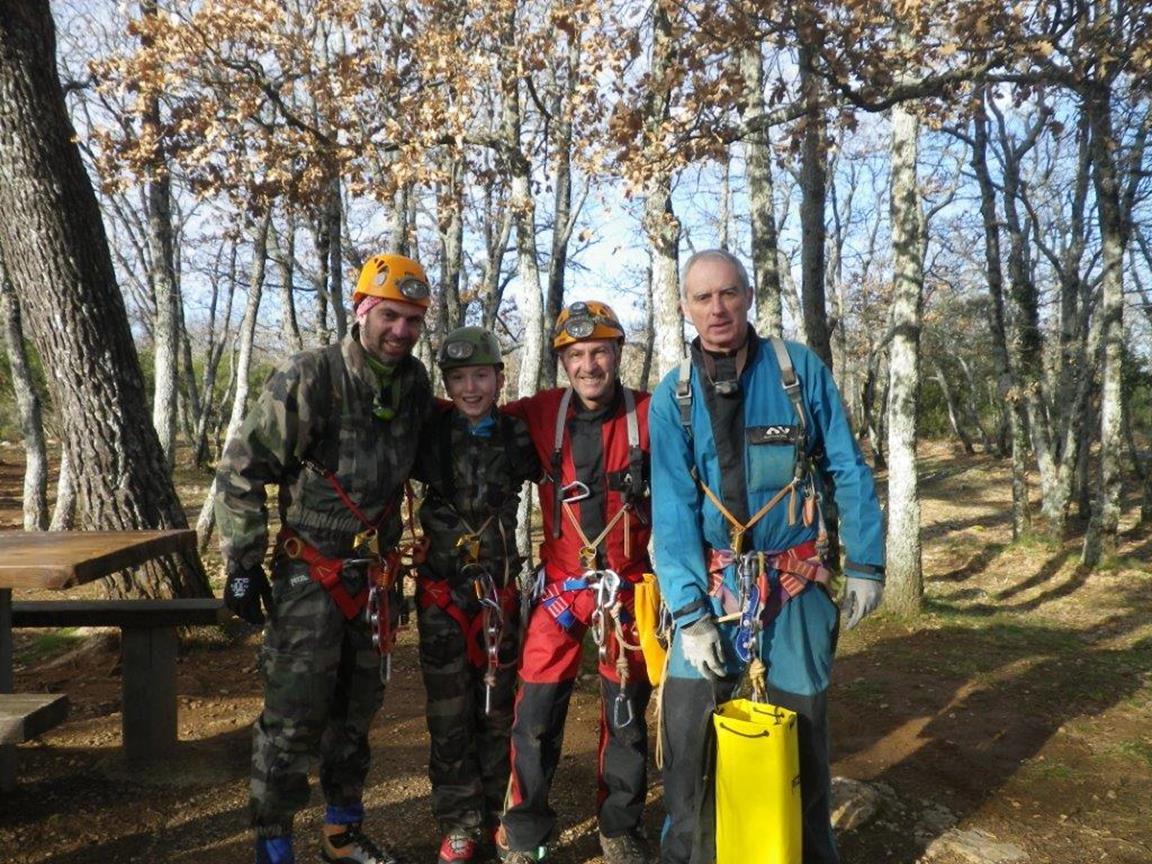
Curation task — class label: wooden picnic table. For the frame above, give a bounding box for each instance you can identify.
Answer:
[0,529,201,789]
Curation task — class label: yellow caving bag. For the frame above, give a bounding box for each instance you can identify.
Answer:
[633,572,668,686]
[713,698,802,864]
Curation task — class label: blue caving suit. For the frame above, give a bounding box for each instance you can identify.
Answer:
[650,330,885,864]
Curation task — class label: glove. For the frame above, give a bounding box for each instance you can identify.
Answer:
[679,616,727,680]
[842,577,883,630]
[225,563,272,626]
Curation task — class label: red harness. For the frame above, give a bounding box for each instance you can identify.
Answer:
[416,573,519,668]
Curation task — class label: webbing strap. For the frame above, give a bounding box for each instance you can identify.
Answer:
[277,528,370,619]
[305,458,398,533]
[562,498,632,565]
[675,358,693,434]
[550,385,642,542]
[698,477,798,555]
[551,388,575,539]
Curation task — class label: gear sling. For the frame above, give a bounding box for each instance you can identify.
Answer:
[673,336,822,864]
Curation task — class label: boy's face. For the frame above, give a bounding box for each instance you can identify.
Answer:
[444,365,503,422]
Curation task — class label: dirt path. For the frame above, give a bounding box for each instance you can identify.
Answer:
[2,442,1150,863]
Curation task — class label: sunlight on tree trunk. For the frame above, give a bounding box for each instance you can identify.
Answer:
[884,98,925,617]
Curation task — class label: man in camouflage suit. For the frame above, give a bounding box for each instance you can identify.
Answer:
[215,253,433,864]
[412,326,540,864]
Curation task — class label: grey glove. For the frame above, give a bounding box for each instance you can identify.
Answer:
[680,616,727,680]
[225,562,272,627]
[842,577,884,629]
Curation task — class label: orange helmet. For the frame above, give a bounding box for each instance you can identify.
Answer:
[551,300,625,352]
[353,253,431,309]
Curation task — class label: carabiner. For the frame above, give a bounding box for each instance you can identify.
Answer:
[560,480,591,503]
[614,691,634,728]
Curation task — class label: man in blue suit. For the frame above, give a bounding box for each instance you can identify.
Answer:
[650,249,885,864]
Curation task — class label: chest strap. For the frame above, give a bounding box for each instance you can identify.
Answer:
[550,386,643,550]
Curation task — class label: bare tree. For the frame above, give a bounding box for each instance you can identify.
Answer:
[0,0,207,597]
[884,78,925,616]
[0,263,49,530]
[195,209,272,552]
[739,41,784,336]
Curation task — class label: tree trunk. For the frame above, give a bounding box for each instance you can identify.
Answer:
[957,355,998,456]
[643,3,683,377]
[972,92,1031,537]
[884,98,924,617]
[140,0,179,471]
[275,207,304,353]
[0,0,207,598]
[797,35,831,367]
[0,268,49,530]
[325,174,347,340]
[499,6,544,400]
[437,159,465,337]
[195,208,271,553]
[192,238,237,467]
[313,205,332,345]
[543,30,580,389]
[1082,84,1126,567]
[639,262,655,390]
[739,41,783,337]
[932,359,974,455]
[50,444,77,531]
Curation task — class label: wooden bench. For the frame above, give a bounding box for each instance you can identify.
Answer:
[0,693,70,791]
[0,693,70,745]
[11,598,231,764]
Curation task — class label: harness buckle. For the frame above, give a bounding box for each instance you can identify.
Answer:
[353,527,380,556]
[579,546,597,569]
[456,533,482,562]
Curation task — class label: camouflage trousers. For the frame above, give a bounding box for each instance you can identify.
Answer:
[417,590,520,837]
[250,562,387,837]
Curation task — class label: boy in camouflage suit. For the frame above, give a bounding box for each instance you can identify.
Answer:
[215,253,433,864]
[412,327,539,864]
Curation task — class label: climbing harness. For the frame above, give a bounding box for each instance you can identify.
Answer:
[676,337,828,553]
[549,386,646,552]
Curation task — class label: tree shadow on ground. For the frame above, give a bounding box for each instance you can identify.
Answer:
[831,597,1152,863]
[919,509,1014,542]
[928,542,1007,583]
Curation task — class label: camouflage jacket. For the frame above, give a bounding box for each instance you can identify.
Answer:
[215,334,432,569]
[413,406,540,588]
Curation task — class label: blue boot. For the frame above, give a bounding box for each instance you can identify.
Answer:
[255,835,294,864]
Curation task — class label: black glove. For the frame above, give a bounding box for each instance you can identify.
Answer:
[225,563,272,626]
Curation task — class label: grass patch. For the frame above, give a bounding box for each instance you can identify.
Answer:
[1115,740,1152,769]
[19,627,83,664]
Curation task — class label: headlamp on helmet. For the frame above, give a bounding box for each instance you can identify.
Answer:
[552,300,625,352]
[354,253,432,309]
[437,326,504,371]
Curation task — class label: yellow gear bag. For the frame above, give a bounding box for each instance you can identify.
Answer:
[713,699,802,864]
[633,572,668,686]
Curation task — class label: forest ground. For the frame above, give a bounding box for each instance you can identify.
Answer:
[0,440,1150,864]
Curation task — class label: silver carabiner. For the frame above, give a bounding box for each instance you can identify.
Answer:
[614,691,634,728]
[560,480,591,504]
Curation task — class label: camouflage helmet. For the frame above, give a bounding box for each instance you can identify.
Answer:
[552,300,625,352]
[438,326,504,371]
[354,253,431,309]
